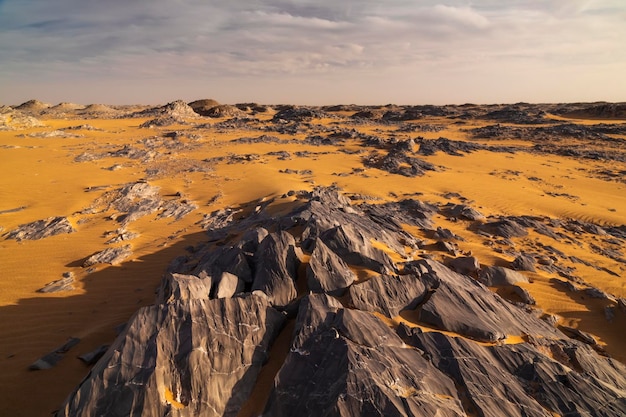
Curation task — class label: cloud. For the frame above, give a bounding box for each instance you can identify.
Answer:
[0,1,624,104]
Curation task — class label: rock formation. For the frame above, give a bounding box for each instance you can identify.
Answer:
[57,188,626,416]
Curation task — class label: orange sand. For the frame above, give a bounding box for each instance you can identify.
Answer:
[0,111,625,416]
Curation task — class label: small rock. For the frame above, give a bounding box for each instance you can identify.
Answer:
[83,245,132,267]
[511,254,536,272]
[479,266,529,286]
[37,272,75,293]
[29,337,80,370]
[215,272,244,299]
[78,345,109,365]
[447,256,480,275]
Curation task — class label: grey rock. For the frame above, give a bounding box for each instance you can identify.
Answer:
[410,332,626,417]
[479,218,528,238]
[511,254,536,272]
[447,256,480,275]
[29,337,80,370]
[6,216,75,241]
[215,272,244,299]
[320,223,394,273]
[410,260,558,342]
[306,238,356,296]
[78,344,110,365]
[193,246,252,284]
[83,245,132,267]
[561,326,597,345]
[479,266,529,286]
[158,199,197,220]
[442,203,486,221]
[252,231,300,307]
[156,273,211,304]
[58,295,285,417]
[512,285,536,305]
[37,272,75,293]
[264,294,465,417]
[349,274,428,317]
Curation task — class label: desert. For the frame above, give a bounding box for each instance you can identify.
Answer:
[0,99,625,416]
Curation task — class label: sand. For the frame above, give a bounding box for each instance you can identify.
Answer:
[0,106,625,416]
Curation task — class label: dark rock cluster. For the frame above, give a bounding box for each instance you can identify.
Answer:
[57,188,626,416]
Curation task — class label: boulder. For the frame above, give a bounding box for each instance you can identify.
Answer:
[349,274,428,317]
[251,231,300,307]
[511,254,536,272]
[306,238,356,296]
[478,266,529,286]
[447,256,480,275]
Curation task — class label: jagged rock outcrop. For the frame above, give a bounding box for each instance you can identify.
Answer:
[251,231,301,307]
[264,294,466,417]
[57,295,285,417]
[83,245,132,266]
[406,260,558,342]
[57,187,626,417]
[409,332,626,417]
[306,238,356,296]
[349,274,428,317]
[5,216,75,241]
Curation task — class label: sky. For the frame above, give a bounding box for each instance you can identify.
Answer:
[1,0,625,105]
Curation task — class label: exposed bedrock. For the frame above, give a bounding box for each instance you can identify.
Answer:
[58,295,285,417]
[57,187,626,417]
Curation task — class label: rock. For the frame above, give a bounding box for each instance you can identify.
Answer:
[193,246,252,284]
[511,254,536,272]
[441,203,486,221]
[363,150,438,177]
[447,256,480,275]
[37,272,75,293]
[512,285,536,305]
[435,240,459,255]
[410,332,626,417]
[214,271,244,299]
[156,273,211,304]
[29,337,80,370]
[78,345,110,365]
[416,137,482,156]
[6,216,75,241]
[263,294,465,417]
[478,266,529,286]
[349,273,428,317]
[187,99,220,114]
[306,238,356,296]
[320,223,394,273]
[561,326,597,345]
[433,226,461,241]
[158,199,197,221]
[479,218,528,238]
[251,231,300,307]
[238,227,269,254]
[83,245,132,267]
[131,100,199,119]
[199,104,245,118]
[139,116,185,128]
[57,295,285,417]
[408,260,558,342]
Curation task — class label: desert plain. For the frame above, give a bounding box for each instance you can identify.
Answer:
[1,99,626,416]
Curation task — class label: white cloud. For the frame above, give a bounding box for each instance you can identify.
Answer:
[0,0,624,104]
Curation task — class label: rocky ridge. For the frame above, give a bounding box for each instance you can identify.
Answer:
[57,188,626,417]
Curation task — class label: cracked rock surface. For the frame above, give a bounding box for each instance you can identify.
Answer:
[58,188,626,416]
